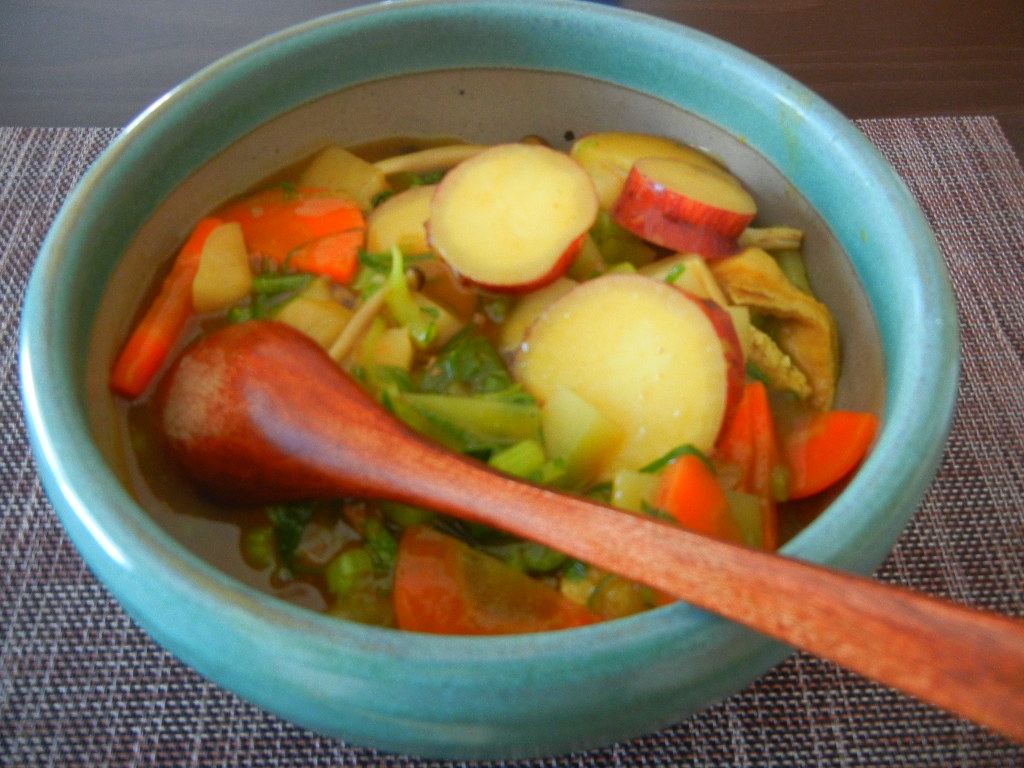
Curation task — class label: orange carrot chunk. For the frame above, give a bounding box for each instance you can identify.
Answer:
[217,186,365,282]
[714,380,783,550]
[288,230,363,283]
[109,217,222,398]
[654,452,743,542]
[782,410,880,499]
[393,526,599,635]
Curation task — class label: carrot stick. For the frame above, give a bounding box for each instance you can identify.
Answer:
[715,380,782,549]
[393,526,599,635]
[109,217,222,398]
[782,410,880,499]
[654,452,743,542]
[217,186,365,281]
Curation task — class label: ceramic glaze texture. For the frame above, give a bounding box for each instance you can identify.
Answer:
[20,0,958,759]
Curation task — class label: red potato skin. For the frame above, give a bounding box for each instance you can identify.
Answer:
[433,230,586,296]
[621,162,756,237]
[470,233,585,295]
[681,290,747,442]
[612,165,752,258]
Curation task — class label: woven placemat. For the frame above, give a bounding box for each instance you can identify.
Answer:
[2,117,1022,767]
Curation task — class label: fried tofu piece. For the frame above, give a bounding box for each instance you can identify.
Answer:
[711,247,838,410]
[737,225,803,252]
[747,325,813,400]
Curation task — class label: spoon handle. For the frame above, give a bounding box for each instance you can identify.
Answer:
[393,442,1024,743]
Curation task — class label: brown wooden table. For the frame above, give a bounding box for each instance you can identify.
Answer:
[2,0,1022,157]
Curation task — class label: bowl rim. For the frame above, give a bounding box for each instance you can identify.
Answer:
[18,0,961,756]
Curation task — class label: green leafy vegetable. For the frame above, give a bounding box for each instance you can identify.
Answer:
[417,326,515,395]
[363,518,398,574]
[267,503,316,570]
[589,211,657,267]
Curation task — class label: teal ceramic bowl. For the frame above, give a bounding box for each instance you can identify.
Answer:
[20,0,959,759]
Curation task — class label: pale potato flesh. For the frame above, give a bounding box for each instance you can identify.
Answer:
[298,144,388,210]
[274,295,353,350]
[366,184,435,254]
[541,384,624,489]
[514,273,733,479]
[428,143,598,288]
[191,222,253,314]
[498,277,577,355]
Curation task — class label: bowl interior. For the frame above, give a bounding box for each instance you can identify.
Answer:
[88,67,884,482]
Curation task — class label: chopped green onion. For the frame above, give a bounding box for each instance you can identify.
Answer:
[385,247,437,347]
[639,444,709,474]
[252,272,314,295]
[663,263,686,284]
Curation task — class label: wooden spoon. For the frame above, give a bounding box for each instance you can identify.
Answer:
[158,319,1024,743]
